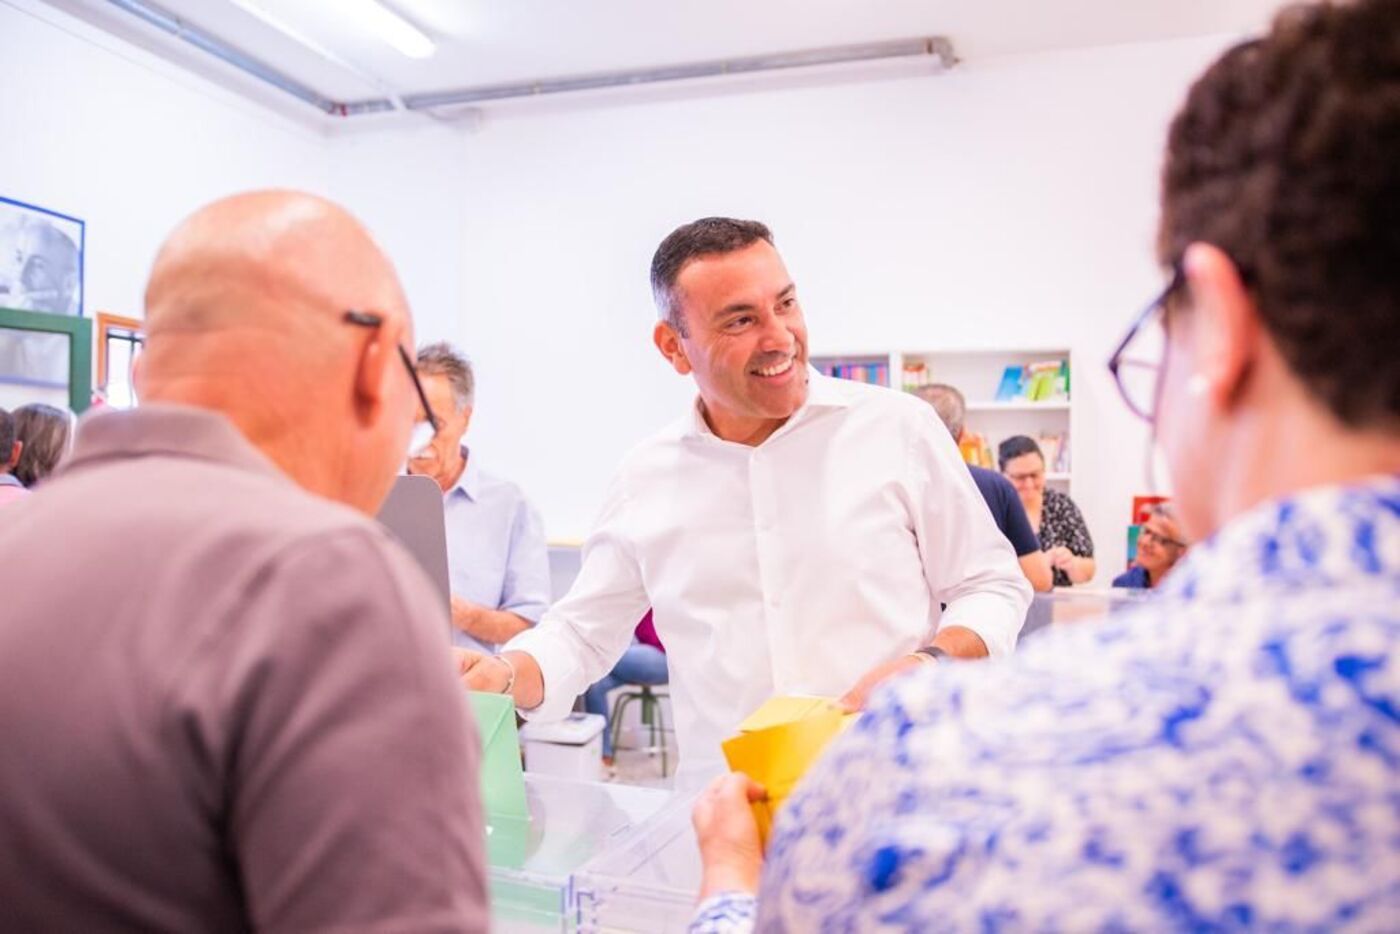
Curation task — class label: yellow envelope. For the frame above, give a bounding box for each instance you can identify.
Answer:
[721,695,855,845]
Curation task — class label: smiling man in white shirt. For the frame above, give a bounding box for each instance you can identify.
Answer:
[461,217,1031,781]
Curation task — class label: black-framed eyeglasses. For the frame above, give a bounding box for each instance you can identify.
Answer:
[1139,526,1186,550]
[343,309,441,432]
[1108,263,1184,423]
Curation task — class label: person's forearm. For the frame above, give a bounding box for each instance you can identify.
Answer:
[467,608,533,645]
[501,650,545,710]
[1019,551,1054,592]
[1068,556,1097,584]
[930,624,989,660]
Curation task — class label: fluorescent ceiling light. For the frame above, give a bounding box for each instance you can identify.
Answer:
[228,0,434,60]
[341,0,436,59]
[226,0,345,64]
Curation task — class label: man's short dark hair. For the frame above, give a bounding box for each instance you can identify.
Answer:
[0,408,14,471]
[1158,0,1400,429]
[998,435,1043,472]
[650,217,773,337]
[415,342,474,410]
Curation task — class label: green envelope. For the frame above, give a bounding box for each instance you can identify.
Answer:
[469,691,530,822]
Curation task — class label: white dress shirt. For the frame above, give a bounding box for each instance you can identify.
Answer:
[506,370,1031,780]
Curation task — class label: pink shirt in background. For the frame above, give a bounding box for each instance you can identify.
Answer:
[0,476,26,506]
[636,609,665,653]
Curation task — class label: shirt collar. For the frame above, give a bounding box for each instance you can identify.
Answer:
[447,446,480,502]
[686,366,853,443]
[59,403,286,483]
[1159,474,1400,603]
[0,473,22,488]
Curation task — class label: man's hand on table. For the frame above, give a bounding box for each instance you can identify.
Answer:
[693,773,767,901]
[453,647,509,692]
[837,654,924,712]
[838,625,991,712]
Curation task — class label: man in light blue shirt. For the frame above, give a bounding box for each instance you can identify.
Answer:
[409,343,550,652]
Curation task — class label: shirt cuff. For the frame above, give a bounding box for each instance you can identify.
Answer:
[689,892,758,934]
[501,623,584,722]
[939,590,1026,657]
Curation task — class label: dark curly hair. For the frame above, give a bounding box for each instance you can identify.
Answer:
[1158,0,1400,429]
[650,217,773,337]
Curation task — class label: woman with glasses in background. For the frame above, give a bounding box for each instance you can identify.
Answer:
[689,2,1400,930]
[1113,503,1188,589]
[998,434,1096,586]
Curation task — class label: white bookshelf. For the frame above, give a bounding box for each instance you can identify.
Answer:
[810,347,1074,493]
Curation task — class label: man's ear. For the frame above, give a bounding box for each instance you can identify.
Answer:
[5,440,21,471]
[353,318,399,426]
[1182,242,1260,415]
[653,320,692,376]
[459,404,474,435]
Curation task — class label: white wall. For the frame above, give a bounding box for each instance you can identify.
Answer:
[334,34,1235,582]
[0,0,332,319]
[3,0,1239,583]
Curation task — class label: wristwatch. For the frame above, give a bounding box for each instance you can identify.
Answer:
[911,645,950,663]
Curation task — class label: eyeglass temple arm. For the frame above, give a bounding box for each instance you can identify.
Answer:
[397,345,442,430]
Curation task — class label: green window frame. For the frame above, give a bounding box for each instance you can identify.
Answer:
[0,306,93,414]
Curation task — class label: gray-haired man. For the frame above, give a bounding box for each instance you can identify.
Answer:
[409,342,552,652]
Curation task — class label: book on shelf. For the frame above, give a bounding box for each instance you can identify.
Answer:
[902,360,929,390]
[958,432,994,469]
[1035,431,1070,473]
[993,359,1070,403]
[819,361,889,386]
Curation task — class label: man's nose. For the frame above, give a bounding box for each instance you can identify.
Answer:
[757,312,794,350]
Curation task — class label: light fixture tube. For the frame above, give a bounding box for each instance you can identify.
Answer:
[340,0,436,60]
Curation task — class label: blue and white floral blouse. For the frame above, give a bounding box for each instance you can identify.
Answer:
[693,477,1400,932]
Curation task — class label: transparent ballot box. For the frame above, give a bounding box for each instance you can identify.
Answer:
[489,775,673,932]
[574,791,703,933]
[1020,586,1155,639]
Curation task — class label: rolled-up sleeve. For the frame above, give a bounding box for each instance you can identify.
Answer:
[503,477,649,722]
[905,409,1032,657]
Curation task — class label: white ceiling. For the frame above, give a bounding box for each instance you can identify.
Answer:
[47,0,1284,114]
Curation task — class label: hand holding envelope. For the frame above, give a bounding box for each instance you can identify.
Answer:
[719,695,856,846]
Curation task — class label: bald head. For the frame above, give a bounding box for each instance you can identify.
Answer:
[144,190,406,345]
[137,190,419,514]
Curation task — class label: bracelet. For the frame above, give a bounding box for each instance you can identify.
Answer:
[909,645,949,664]
[492,653,517,696]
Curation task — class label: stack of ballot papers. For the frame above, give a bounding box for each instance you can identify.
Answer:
[721,695,856,845]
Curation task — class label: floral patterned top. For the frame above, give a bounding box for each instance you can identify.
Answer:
[1037,486,1094,587]
[693,477,1400,933]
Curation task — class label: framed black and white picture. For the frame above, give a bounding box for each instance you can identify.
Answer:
[0,196,85,317]
[0,197,86,396]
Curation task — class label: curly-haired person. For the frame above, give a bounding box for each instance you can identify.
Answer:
[692,2,1400,930]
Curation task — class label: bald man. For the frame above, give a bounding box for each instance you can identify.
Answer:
[0,192,489,932]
